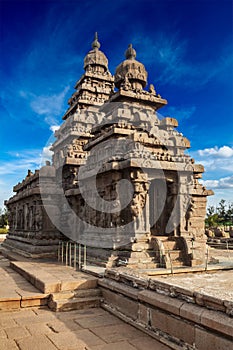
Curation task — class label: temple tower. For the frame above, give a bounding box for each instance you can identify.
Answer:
[51,33,114,189]
[70,44,213,268]
[4,38,213,268]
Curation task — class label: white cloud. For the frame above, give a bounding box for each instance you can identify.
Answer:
[190,145,233,173]
[50,125,60,133]
[198,146,233,158]
[20,86,69,127]
[30,86,69,116]
[200,175,233,189]
[0,150,44,176]
[41,145,53,161]
[201,176,233,207]
[0,147,55,208]
[190,145,233,207]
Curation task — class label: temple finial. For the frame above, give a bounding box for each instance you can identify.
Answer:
[92,32,101,49]
[125,44,136,59]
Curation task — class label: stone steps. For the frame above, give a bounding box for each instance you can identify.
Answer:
[153,236,188,268]
[48,290,101,311]
[157,236,179,250]
[10,261,98,293]
[48,281,102,312]
[9,260,102,312]
[49,296,100,312]
[165,249,186,267]
[167,249,183,259]
[52,288,101,300]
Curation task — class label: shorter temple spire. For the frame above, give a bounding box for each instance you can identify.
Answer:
[92,32,101,49]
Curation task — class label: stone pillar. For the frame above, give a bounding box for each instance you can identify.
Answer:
[130,169,150,238]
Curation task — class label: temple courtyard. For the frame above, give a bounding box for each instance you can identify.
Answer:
[1,36,233,349]
[0,246,232,350]
[0,250,168,350]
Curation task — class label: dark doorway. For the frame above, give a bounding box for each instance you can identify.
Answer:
[149,178,177,236]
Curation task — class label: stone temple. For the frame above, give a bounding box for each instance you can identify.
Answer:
[4,33,213,270]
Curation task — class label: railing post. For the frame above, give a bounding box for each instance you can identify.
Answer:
[74,243,77,270]
[205,246,209,271]
[168,250,173,275]
[58,241,60,261]
[78,244,81,270]
[69,241,72,267]
[226,240,230,260]
[61,242,64,264]
[66,242,69,266]
[84,245,87,270]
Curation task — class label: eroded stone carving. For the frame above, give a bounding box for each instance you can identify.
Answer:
[4,36,213,267]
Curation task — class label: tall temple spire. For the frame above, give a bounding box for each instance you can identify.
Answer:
[92,32,101,49]
[61,32,114,120]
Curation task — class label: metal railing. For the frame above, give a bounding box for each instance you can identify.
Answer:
[57,240,233,273]
[58,241,87,270]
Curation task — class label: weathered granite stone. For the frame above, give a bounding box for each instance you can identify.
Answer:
[4,34,213,266]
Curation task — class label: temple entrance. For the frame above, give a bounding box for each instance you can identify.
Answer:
[149,178,177,236]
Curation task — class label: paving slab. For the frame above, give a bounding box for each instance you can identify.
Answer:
[129,336,172,350]
[47,319,83,333]
[47,329,105,349]
[25,322,53,335]
[0,328,7,338]
[90,341,138,350]
[16,334,58,350]
[0,316,18,328]
[0,304,167,350]
[4,325,30,340]
[56,308,106,321]
[90,323,146,343]
[0,338,19,350]
[74,313,123,329]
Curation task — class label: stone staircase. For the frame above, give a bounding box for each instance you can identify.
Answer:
[48,282,102,312]
[109,234,161,269]
[151,236,189,268]
[10,260,102,312]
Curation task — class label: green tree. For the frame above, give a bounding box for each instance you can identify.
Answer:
[206,199,233,227]
[225,203,233,225]
[0,208,8,228]
[205,213,219,227]
[216,199,226,224]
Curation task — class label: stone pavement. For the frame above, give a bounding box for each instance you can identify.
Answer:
[0,255,49,310]
[153,266,233,302]
[0,307,170,350]
[0,253,170,349]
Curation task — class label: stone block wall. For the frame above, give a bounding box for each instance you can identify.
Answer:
[98,274,233,349]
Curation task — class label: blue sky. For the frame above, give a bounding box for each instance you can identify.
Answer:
[0,0,233,209]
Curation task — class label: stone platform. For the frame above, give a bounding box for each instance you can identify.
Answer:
[0,254,49,310]
[0,253,170,350]
[10,260,101,312]
[1,246,233,349]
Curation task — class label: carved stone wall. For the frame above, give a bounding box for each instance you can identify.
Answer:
[3,167,63,257]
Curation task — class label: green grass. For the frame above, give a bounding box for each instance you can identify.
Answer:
[0,228,8,234]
